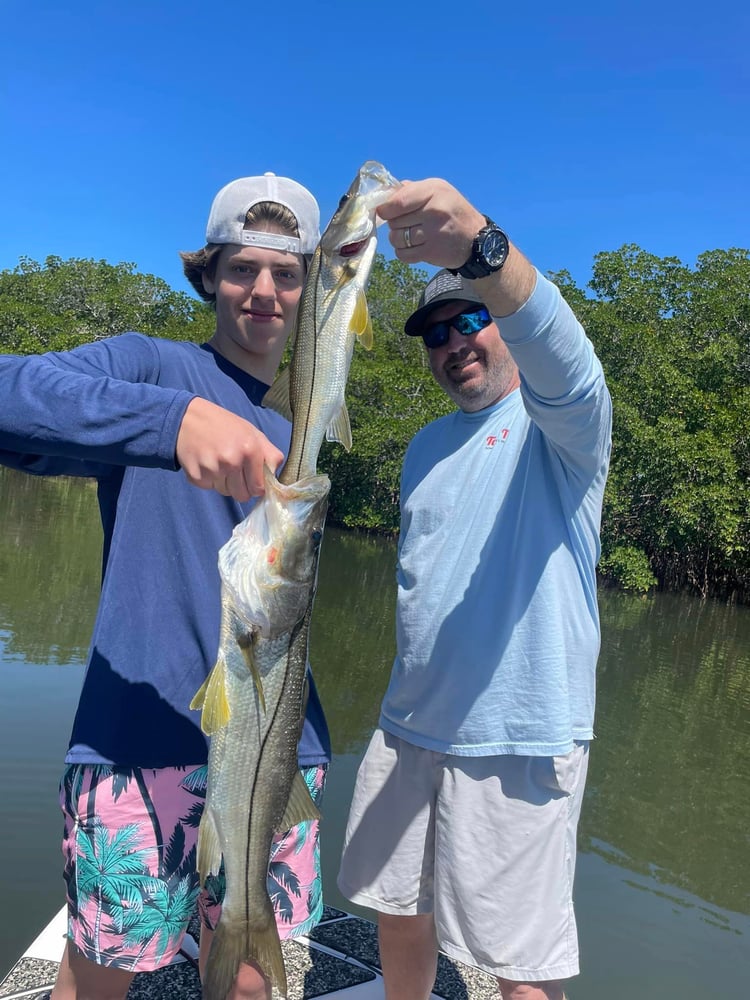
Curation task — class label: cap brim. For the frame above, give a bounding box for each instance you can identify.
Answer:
[405,301,445,337]
[404,289,485,337]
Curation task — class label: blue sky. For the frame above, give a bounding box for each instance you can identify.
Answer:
[1,1,747,299]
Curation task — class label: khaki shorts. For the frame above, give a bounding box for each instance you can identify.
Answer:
[337,729,588,982]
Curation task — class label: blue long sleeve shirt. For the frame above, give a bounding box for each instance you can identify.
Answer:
[380,272,612,756]
[0,333,331,768]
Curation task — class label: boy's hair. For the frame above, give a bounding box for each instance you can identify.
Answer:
[180,201,302,304]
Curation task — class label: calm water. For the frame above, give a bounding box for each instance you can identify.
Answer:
[1,466,748,995]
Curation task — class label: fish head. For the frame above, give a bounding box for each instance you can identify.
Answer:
[320,160,401,263]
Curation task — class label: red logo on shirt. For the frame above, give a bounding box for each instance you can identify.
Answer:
[485,429,510,449]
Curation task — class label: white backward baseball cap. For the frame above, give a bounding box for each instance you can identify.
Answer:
[205,172,320,254]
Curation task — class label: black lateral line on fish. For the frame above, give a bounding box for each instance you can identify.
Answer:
[243,616,306,928]
[287,262,323,483]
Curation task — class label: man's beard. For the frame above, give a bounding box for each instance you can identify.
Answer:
[434,348,518,412]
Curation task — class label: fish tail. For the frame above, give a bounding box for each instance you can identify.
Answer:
[246,915,288,998]
[203,916,287,999]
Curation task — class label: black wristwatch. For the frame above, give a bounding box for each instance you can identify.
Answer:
[450,216,509,280]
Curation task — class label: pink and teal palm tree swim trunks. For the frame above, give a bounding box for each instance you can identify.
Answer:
[59,762,326,971]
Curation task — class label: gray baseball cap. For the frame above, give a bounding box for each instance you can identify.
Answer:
[405,268,485,336]
[205,172,320,254]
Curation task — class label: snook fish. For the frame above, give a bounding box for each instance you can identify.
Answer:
[191,160,400,1000]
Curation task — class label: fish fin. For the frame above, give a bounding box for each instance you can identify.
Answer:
[247,919,287,998]
[196,807,223,883]
[204,917,288,1000]
[239,638,266,714]
[188,675,208,712]
[276,769,321,833]
[262,366,293,421]
[352,288,374,349]
[325,401,352,451]
[194,656,231,735]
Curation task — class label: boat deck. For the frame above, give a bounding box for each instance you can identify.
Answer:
[0,905,499,998]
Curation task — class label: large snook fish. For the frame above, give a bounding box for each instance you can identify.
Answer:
[191,160,400,1000]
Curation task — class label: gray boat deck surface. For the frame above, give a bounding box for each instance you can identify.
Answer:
[0,906,499,999]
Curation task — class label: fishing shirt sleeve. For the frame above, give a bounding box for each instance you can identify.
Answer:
[495,270,612,484]
[0,333,196,476]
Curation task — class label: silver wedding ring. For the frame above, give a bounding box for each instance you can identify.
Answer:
[403,226,412,249]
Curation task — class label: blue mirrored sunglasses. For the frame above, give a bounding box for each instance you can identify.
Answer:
[421,305,492,350]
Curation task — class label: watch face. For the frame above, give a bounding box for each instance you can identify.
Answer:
[481,229,508,267]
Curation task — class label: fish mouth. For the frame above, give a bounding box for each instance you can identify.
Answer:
[321,161,401,254]
[340,237,370,258]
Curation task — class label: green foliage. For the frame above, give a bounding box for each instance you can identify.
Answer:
[599,545,657,595]
[3,245,750,601]
[574,244,750,601]
[0,255,214,354]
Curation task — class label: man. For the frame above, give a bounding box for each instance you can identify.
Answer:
[337,178,612,1000]
[0,173,329,1000]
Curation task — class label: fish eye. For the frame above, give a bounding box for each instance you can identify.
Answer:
[337,194,350,209]
[311,529,322,543]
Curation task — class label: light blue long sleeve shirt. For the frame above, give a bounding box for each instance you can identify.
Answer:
[379,272,612,756]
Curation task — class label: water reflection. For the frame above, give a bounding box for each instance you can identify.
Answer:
[1,466,748,993]
[589,589,750,916]
[312,525,397,752]
[0,470,101,663]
